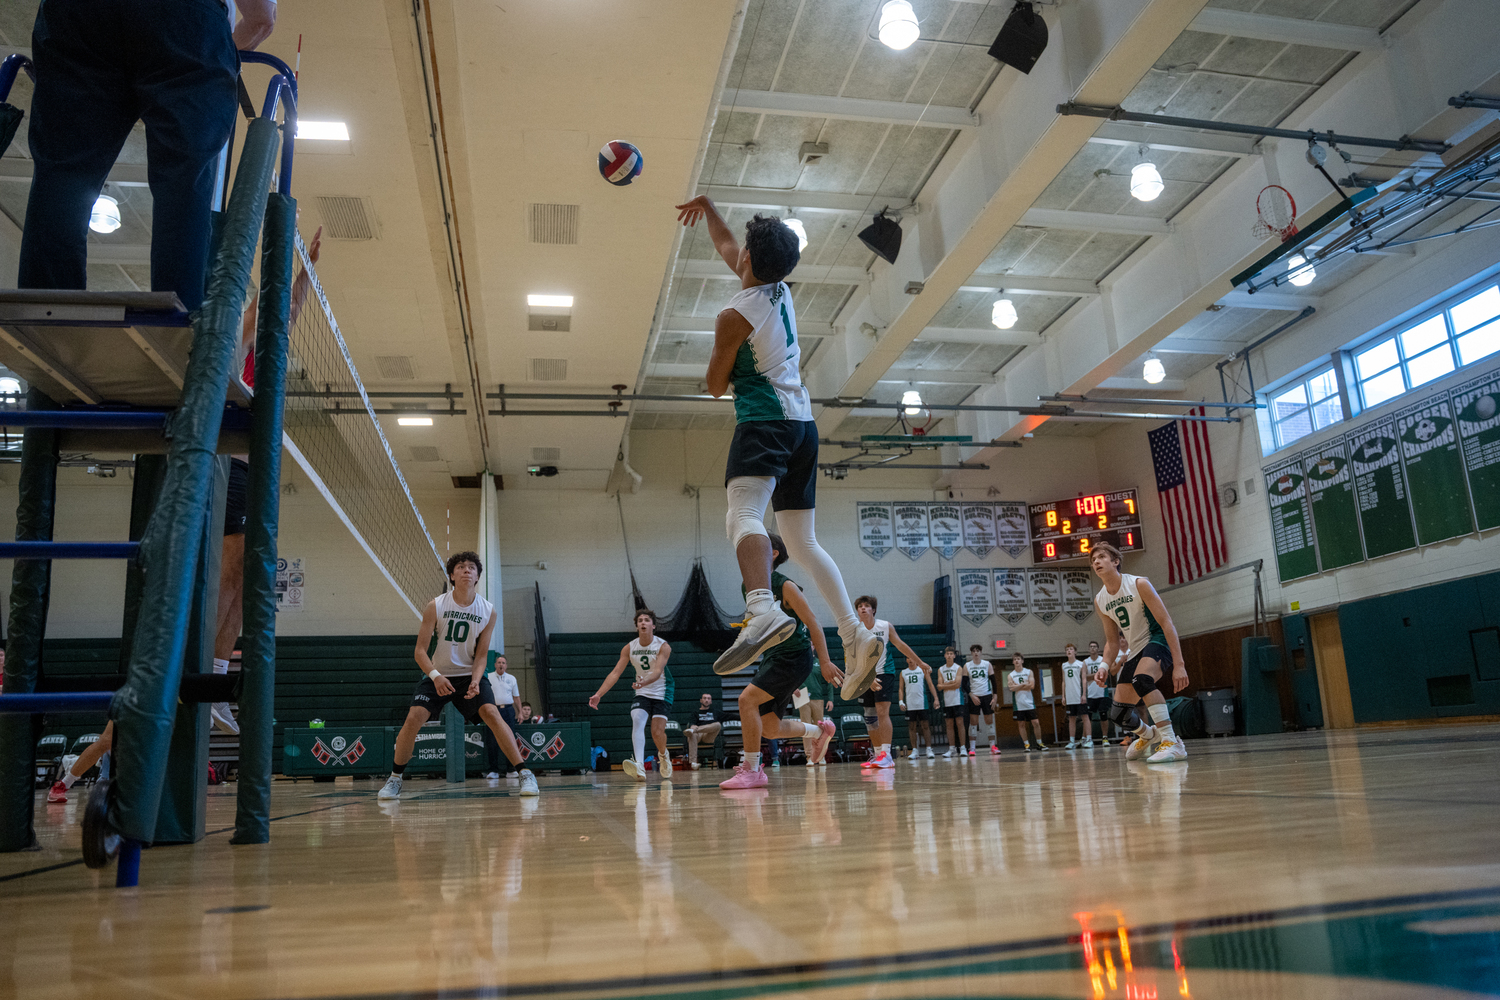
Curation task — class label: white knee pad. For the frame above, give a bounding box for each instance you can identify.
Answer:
[630,707,649,731]
[725,476,774,550]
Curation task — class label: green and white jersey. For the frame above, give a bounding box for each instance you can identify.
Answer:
[628,636,672,702]
[868,618,897,674]
[1084,655,1108,698]
[965,657,994,697]
[433,591,493,673]
[901,667,928,710]
[725,281,812,423]
[1094,573,1166,655]
[1061,659,1086,704]
[938,662,965,708]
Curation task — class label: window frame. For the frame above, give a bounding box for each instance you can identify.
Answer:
[1270,365,1343,451]
[1351,281,1500,410]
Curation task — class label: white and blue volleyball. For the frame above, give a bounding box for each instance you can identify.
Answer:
[598,140,644,186]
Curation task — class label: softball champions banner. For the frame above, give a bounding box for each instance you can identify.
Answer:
[1395,395,1474,545]
[857,502,894,560]
[1027,569,1063,625]
[893,503,930,561]
[928,503,963,559]
[960,503,998,556]
[1452,370,1500,530]
[994,502,1029,557]
[1061,570,1094,623]
[957,569,993,626]
[992,568,1029,625]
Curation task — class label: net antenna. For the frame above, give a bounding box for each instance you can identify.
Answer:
[276,229,448,616]
[1252,184,1299,243]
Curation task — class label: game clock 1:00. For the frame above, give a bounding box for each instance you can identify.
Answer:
[1028,490,1145,563]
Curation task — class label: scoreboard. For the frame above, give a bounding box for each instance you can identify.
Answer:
[1029,489,1145,564]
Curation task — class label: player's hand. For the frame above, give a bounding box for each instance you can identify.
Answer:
[820,660,844,687]
[1172,663,1189,693]
[307,225,323,265]
[467,678,481,699]
[825,701,834,714]
[870,676,882,692]
[432,674,455,697]
[675,195,715,227]
[970,696,978,706]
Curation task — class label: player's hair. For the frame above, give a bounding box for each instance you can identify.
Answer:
[1092,541,1122,565]
[521,702,532,710]
[1089,640,1100,647]
[1012,651,1025,660]
[767,532,790,569]
[745,214,801,283]
[969,644,982,652]
[1065,643,1076,651]
[944,645,957,653]
[855,595,878,611]
[634,609,658,627]
[446,550,482,581]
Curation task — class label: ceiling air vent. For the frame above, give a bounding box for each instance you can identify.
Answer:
[410,446,441,462]
[531,447,561,462]
[375,355,416,380]
[528,204,581,245]
[315,196,377,240]
[529,358,568,381]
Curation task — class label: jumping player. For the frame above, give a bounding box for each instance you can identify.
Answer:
[898,650,939,759]
[966,644,1000,756]
[1061,644,1089,749]
[1091,542,1189,762]
[935,647,967,758]
[853,596,929,770]
[674,196,884,695]
[1007,653,1046,751]
[719,534,842,789]
[379,552,538,799]
[590,611,675,782]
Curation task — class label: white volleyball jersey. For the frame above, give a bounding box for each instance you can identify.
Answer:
[938,662,965,707]
[869,618,898,674]
[724,281,812,423]
[1009,668,1035,711]
[1061,659,1086,704]
[1084,655,1108,698]
[432,591,493,673]
[901,667,928,711]
[629,637,668,700]
[1094,573,1166,655]
[966,658,994,697]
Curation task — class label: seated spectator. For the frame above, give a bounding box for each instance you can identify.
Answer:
[684,692,723,770]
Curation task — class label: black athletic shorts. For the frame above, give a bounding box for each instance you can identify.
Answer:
[861,673,898,708]
[749,646,813,719]
[1065,701,1089,717]
[905,705,930,722]
[1013,707,1038,722]
[972,692,995,713]
[1088,696,1111,719]
[1118,642,1173,687]
[942,703,966,720]
[224,458,249,536]
[725,419,818,512]
[630,696,671,720]
[411,674,495,722]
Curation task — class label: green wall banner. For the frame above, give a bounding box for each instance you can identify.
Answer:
[1395,396,1475,544]
[1265,458,1319,581]
[1347,418,1417,560]
[1301,441,1364,571]
[1450,369,1500,530]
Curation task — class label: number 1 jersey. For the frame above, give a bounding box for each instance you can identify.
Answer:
[433,591,493,673]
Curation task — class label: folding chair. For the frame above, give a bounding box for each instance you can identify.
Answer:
[838,713,872,761]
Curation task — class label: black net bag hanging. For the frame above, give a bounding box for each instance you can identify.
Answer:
[658,559,737,653]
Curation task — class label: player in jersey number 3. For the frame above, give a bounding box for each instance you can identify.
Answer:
[1091,542,1189,762]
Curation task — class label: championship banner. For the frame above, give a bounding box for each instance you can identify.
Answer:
[1302,441,1363,571]
[1451,369,1500,530]
[1264,457,1318,581]
[957,569,993,626]
[1396,395,1475,545]
[960,503,998,556]
[1347,417,1416,560]
[1061,569,1094,622]
[893,502,930,560]
[928,503,963,559]
[1028,569,1063,625]
[993,501,1029,557]
[992,568,1029,625]
[857,501,894,560]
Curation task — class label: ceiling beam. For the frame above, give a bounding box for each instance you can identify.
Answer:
[917,326,1042,347]
[1086,121,1257,157]
[647,363,710,380]
[1187,8,1383,51]
[964,274,1100,296]
[880,367,992,385]
[721,88,978,130]
[660,315,836,338]
[697,185,911,215]
[1020,207,1171,236]
[1099,376,1186,390]
[85,243,151,265]
[1154,337,1244,355]
[675,259,869,285]
[1217,289,1322,310]
[0,160,151,187]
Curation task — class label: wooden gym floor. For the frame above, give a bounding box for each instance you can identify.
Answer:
[3,725,1499,999]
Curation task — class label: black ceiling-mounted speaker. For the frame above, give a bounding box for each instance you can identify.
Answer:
[858,208,902,265]
[988,2,1048,75]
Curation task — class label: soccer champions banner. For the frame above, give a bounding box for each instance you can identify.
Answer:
[994,501,1029,557]
[992,568,1029,625]
[857,502,894,560]
[1061,569,1094,622]
[960,503,998,556]
[1347,418,1416,559]
[1395,395,1474,545]
[893,503,930,560]
[1452,370,1500,530]
[1028,570,1063,625]
[928,503,963,559]
[957,569,993,626]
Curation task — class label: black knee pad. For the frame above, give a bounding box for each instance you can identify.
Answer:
[865,715,879,728]
[1107,701,1136,727]
[1131,673,1158,699]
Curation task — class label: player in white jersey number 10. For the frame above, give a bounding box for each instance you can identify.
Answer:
[1091,542,1190,763]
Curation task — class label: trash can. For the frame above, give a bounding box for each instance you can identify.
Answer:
[1197,688,1236,736]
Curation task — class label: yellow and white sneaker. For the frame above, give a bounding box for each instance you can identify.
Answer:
[1124,726,1159,760]
[622,758,648,782]
[1146,738,1187,763]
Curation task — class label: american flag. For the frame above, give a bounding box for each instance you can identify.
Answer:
[1147,408,1227,584]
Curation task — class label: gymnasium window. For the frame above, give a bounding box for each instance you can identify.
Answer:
[1354,282,1500,409]
[1271,367,1342,449]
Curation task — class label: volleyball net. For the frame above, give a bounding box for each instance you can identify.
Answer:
[279,228,447,616]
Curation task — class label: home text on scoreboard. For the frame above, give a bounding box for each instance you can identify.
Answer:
[1028,489,1145,564]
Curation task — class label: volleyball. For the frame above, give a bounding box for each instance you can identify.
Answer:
[599,140,644,186]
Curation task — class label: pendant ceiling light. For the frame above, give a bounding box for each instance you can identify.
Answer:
[991,297,1018,330]
[901,388,923,415]
[1286,253,1316,287]
[1142,356,1166,384]
[783,217,809,251]
[89,194,121,234]
[878,1,920,50]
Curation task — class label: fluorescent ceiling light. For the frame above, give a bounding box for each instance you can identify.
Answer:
[784,218,809,251]
[297,121,349,141]
[527,294,574,308]
[991,298,1018,330]
[879,1,920,50]
[89,195,121,234]
[901,389,923,415]
[1286,254,1316,287]
[397,416,433,426]
[1142,357,1166,384]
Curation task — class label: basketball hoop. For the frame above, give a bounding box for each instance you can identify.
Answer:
[1252,184,1298,243]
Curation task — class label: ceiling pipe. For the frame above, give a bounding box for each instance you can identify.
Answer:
[1056,102,1450,154]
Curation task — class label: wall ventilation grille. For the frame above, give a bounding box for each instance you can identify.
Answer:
[315,196,377,240]
[410,446,441,462]
[531,447,561,462]
[375,355,416,380]
[529,358,568,381]
[528,203,580,245]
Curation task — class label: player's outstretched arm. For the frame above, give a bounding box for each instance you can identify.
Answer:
[782,580,844,688]
[887,625,928,670]
[589,645,631,709]
[1099,616,1122,672]
[635,641,672,690]
[1138,579,1189,692]
[923,665,939,702]
[706,309,753,398]
[675,195,740,271]
[413,600,454,696]
[468,611,498,698]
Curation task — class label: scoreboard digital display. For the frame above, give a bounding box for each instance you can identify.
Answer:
[1029,489,1145,564]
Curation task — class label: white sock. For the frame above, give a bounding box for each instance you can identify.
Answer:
[879,744,890,756]
[61,772,79,789]
[746,752,762,772]
[630,708,648,765]
[1148,702,1175,740]
[802,722,822,739]
[968,740,975,750]
[775,508,858,631]
[213,657,230,675]
[745,589,775,617]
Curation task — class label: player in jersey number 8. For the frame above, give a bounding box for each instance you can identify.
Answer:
[379,552,539,799]
[1091,542,1189,762]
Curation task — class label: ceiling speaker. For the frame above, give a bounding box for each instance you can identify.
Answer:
[988,2,1048,75]
[857,209,903,265]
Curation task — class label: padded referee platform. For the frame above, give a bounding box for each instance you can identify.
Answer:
[0,289,251,452]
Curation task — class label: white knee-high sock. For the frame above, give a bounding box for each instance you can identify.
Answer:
[630,708,649,764]
[774,508,858,633]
